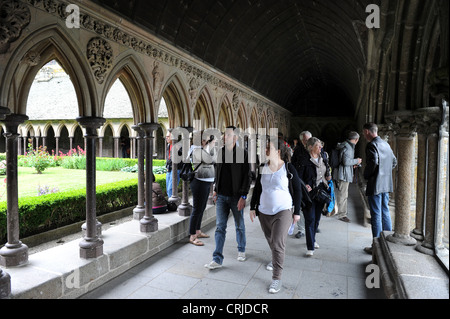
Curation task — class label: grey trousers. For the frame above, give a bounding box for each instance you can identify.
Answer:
[258,209,293,280]
[335,180,350,218]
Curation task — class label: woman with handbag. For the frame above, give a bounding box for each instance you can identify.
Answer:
[188,131,217,246]
[297,137,332,256]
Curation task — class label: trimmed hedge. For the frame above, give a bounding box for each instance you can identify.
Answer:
[0,174,168,245]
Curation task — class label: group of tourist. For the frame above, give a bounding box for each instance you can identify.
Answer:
[154,122,397,294]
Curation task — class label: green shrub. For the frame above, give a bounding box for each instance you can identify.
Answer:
[0,178,140,244]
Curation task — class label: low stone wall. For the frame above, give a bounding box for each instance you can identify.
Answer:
[4,202,218,299]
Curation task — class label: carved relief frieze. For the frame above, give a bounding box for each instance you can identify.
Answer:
[87,37,113,84]
[0,0,31,54]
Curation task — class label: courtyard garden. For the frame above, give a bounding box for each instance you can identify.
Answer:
[0,146,167,244]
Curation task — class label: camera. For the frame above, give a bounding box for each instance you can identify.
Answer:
[206,135,215,144]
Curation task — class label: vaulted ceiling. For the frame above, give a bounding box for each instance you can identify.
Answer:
[93,0,378,116]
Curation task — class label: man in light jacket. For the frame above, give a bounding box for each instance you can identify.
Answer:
[333,131,362,223]
[362,123,398,254]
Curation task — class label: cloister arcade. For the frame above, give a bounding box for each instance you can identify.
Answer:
[0,0,448,299]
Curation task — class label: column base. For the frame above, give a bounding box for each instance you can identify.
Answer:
[178,203,192,217]
[0,270,11,299]
[0,242,29,267]
[410,229,424,241]
[133,206,145,220]
[386,233,417,246]
[79,238,104,259]
[140,217,158,233]
[415,242,435,256]
[169,196,181,206]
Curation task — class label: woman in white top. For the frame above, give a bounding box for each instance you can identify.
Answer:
[250,137,302,294]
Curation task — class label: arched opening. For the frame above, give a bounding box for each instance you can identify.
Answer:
[104,78,133,158]
[103,125,114,158]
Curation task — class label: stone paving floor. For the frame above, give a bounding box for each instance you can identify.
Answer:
[81,184,386,300]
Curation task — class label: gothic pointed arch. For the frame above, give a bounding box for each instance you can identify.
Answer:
[237,103,248,130]
[217,94,234,132]
[101,54,153,124]
[161,74,190,128]
[0,25,97,117]
[193,86,216,130]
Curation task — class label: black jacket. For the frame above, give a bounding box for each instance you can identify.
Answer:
[250,162,310,216]
[297,153,331,189]
[214,145,251,197]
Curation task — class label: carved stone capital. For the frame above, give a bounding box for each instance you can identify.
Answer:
[385,111,417,138]
[414,107,442,136]
[76,117,105,136]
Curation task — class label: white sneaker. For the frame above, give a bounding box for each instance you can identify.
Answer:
[306,250,314,257]
[266,262,273,271]
[237,252,246,262]
[204,260,222,269]
[269,280,282,294]
[314,242,320,249]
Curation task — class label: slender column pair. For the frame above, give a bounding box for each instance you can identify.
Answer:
[0,106,12,299]
[0,114,29,267]
[138,123,159,233]
[413,107,447,255]
[77,117,105,259]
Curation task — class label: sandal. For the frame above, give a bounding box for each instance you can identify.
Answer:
[189,237,204,246]
[197,232,210,239]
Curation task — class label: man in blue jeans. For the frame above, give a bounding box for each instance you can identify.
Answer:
[362,123,398,254]
[204,126,251,269]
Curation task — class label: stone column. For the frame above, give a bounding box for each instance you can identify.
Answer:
[0,114,29,267]
[411,132,426,241]
[113,137,119,158]
[132,125,145,220]
[77,117,105,259]
[138,123,159,233]
[434,104,449,257]
[169,131,181,206]
[55,137,59,155]
[178,127,193,217]
[385,113,417,246]
[416,132,439,255]
[17,135,22,156]
[0,105,11,299]
[414,106,448,255]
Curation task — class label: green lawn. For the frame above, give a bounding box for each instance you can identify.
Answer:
[0,167,138,201]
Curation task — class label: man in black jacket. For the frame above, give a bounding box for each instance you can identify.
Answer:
[362,123,397,254]
[204,126,252,269]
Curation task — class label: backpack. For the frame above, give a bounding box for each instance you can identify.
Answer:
[329,148,340,169]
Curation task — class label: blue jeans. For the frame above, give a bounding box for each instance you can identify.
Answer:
[304,200,323,251]
[213,195,246,265]
[368,193,392,238]
[166,169,181,198]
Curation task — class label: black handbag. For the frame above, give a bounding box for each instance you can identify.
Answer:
[311,182,332,205]
[180,162,201,182]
